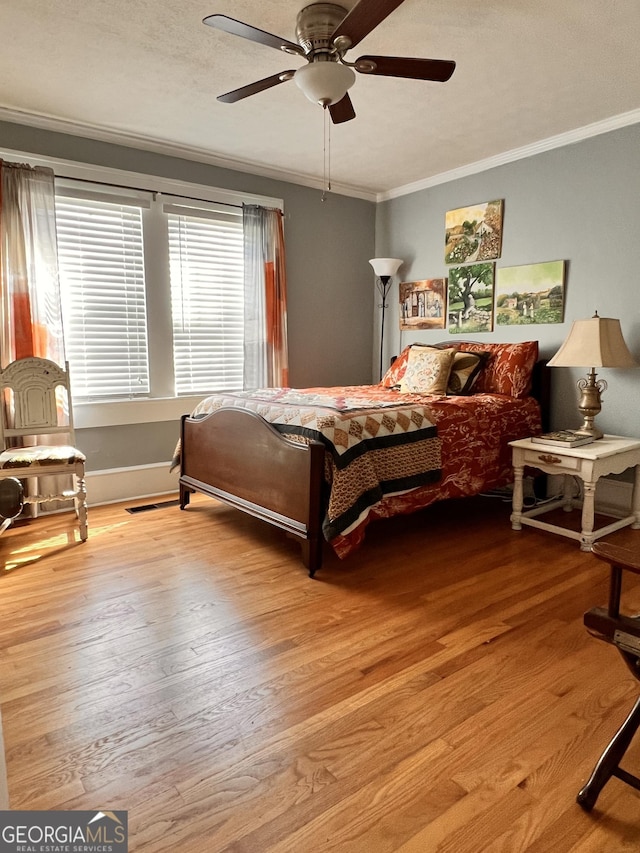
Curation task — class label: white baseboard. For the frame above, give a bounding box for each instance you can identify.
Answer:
[548,474,633,517]
[86,462,179,506]
[595,477,634,517]
[85,465,634,515]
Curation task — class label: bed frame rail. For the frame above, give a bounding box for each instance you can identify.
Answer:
[179,407,326,577]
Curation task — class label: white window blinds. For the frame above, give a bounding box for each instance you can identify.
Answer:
[56,191,151,399]
[166,202,244,394]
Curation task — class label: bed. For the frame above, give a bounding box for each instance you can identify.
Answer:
[177,341,549,576]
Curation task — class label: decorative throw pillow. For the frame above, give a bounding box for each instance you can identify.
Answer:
[399,346,457,394]
[447,351,489,395]
[455,341,539,398]
[381,342,455,388]
[380,345,413,387]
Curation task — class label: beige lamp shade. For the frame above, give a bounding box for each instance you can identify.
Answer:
[547,316,638,368]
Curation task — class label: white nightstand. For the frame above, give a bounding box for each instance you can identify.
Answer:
[510,435,640,551]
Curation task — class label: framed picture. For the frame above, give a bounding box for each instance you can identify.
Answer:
[495,260,566,325]
[448,263,495,334]
[399,279,446,330]
[445,199,504,265]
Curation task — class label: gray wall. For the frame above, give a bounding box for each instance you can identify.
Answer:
[0,121,376,471]
[3,119,640,473]
[375,123,640,441]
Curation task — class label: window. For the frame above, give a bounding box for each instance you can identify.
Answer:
[166,203,244,394]
[0,148,283,426]
[55,184,246,401]
[56,190,150,398]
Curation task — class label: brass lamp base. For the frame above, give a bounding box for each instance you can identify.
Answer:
[574,368,607,440]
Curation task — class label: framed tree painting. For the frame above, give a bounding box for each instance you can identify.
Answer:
[448,263,495,334]
[445,199,504,265]
[399,279,446,330]
[495,260,566,325]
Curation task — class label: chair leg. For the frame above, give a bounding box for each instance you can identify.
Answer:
[577,695,640,811]
[76,475,88,541]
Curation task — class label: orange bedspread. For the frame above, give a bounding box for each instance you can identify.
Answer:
[318,386,542,558]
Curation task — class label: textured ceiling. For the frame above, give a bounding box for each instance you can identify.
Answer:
[1,0,639,199]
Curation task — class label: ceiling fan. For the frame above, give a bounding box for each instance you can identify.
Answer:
[203,0,456,124]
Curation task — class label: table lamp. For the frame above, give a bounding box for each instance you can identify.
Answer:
[547,312,637,439]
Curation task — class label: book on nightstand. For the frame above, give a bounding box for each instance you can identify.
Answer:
[531,430,595,448]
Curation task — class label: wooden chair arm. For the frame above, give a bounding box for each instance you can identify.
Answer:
[592,542,640,576]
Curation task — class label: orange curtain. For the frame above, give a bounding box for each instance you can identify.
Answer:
[0,161,67,512]
[0,161,64,368]
[243,205,289,388]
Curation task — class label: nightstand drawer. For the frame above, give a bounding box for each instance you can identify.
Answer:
[523,450,581,471]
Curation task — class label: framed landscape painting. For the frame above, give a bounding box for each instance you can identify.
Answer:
[445,199,504,265]
[448,263,495,334]
[495,260,566,325]
[399,279,446,330]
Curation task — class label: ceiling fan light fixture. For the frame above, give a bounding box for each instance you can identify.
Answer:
[294,61,355,106]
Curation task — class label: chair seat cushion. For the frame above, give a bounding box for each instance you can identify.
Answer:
[0,445,86,468]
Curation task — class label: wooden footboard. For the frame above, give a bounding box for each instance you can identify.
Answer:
[179,407,326,576]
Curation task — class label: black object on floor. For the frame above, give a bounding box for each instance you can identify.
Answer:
[125,499,181,514]
[577,541,640,811]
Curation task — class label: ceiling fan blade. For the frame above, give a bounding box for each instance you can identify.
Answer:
[217,72,296,104]
[329,94,356,124]
[331,0,406,49]
[203,14,304,55]
[356,55,456,82]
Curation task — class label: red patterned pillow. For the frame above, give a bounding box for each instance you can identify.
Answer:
[382,341,539,398]
[455,341,538,398]
[380,345,413,387]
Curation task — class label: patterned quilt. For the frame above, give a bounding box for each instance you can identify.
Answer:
[183,387,442,541]
[177,384,542,559]
[329,388,542,558]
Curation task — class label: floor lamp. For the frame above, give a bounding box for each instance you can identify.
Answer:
[369,257,402,379]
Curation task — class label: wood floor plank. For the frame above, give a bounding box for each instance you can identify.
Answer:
[2,493,640,851]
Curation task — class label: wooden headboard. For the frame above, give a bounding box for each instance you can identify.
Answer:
[530,358,551,432]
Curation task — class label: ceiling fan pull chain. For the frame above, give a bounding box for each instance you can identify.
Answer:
[322,104,331,201]
[327,107,332,192]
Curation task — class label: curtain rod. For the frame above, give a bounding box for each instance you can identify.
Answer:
[55,173,243,209]
[2,159,281,212]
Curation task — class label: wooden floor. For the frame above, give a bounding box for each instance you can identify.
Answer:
[2,492,640,851]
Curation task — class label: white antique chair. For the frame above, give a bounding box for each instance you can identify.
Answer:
[0,357,87,540]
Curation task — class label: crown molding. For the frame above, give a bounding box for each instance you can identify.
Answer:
[0,106,377,203]
[2,105,639,205]
[376,107,640,202]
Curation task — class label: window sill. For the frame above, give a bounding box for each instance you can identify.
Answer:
[74,396,207,429]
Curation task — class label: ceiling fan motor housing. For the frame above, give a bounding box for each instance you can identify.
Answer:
[295,3,348,56]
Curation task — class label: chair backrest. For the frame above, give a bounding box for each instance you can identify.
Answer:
[0,357,76,447]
